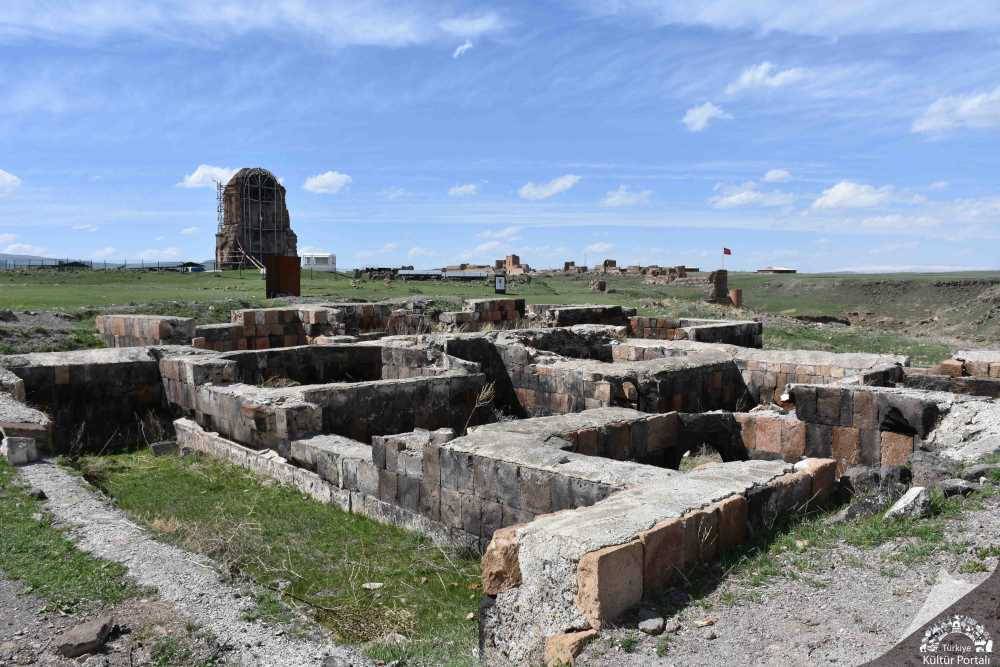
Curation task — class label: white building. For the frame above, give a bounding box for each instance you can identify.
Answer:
[301,252,337,272]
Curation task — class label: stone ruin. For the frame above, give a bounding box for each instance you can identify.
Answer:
[215,167,298,270]
[4,299,1000,665]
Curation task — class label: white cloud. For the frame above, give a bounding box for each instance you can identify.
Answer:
[913,86,1000,134]
[725,62,808,95]
[4,243,47,256]
[858,214,940,229]
[585,241,614,254]
[408,246,435,258]
[518,174,580,200]
[682,102,731,132]
[710,182,794,208]
[448,183,479,197]
[812,181,893,209]
[379,187,410,200]
[831,263,989,273]
[91,246,117,259]
[137,247,181,261]
[0,234,15,244]
[469,240,502,255]
[601,185,652,207]
[479,226,522,241]
[452,40,473,58]
[177,164,236,189]
[180,226,199,235]
[578,2,1000,36]
[763,169,792,183]
[928,180,949,190]
[304,171,352,194]
[439,12,504,37]
[0,3,507,48]
[356,242,398,260]
[72,223,99,232]
[0,169,22,197]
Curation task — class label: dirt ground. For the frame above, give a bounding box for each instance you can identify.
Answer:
[0,577,220,666]
[577,493,1000,666]
[0,309,86,354]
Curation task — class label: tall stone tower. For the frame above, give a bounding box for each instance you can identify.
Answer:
[215,167,298,269]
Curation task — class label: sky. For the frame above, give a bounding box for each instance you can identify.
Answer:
[2,1,1000,272]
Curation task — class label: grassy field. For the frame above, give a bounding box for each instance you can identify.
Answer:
[78,451,482,666]
[0,460,140,611]
[1,267,997,362]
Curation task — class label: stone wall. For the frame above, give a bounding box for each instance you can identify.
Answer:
[440,298,527,329]
[527,304,635,327]
[788,384,944,473]
[479,457,836,665]
[95,315,194,347]
[953,351,1000,379]
[0,392,51,444]
[901,370,1000,398]
[625,317,762,347]
[0,346,201,452]
[613,341,906,405]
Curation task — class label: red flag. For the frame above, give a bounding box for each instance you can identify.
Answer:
[723,247,732,255]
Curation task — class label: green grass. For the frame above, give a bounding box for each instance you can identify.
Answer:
[0,268,986,360]
[764,321,951,366]
[618,635,640,653]
[77,451,481,666]
[0,460,139,611]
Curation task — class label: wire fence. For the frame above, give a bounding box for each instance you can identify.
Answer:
[0,259,208,272]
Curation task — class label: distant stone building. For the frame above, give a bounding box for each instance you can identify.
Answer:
[215,168,298,269]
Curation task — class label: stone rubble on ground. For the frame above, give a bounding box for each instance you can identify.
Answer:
[54,615,113,658]
[885,486,931,519]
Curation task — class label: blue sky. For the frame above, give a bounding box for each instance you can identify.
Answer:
[2,2,1000,272]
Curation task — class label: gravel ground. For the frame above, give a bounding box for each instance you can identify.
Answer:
[578,493,1000,666]
[17,461,369,667]
[0,576,221,667]
[0,310,83,354]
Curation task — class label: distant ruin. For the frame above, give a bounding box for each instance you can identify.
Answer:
[215,168,298,270]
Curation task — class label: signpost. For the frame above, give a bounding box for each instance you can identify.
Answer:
[495,273,507,294]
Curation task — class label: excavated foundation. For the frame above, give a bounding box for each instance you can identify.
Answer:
[3,300,999,665]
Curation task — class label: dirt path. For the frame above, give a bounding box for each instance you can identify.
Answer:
[17,461,369,667]
[578,493,1000,666]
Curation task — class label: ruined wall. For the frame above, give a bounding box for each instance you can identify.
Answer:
[439,298,526,330]
[526,304,635,327]
[788,384,944,473]
[613,341,906,405]
[953,351,1000,379]
[161,344,486,452]
[0,347,197,452]
[624,317,762,347]
[95,315,194,348]
[479,457,836,665]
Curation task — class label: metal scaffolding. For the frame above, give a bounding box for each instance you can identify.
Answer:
[216,168,287,271]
